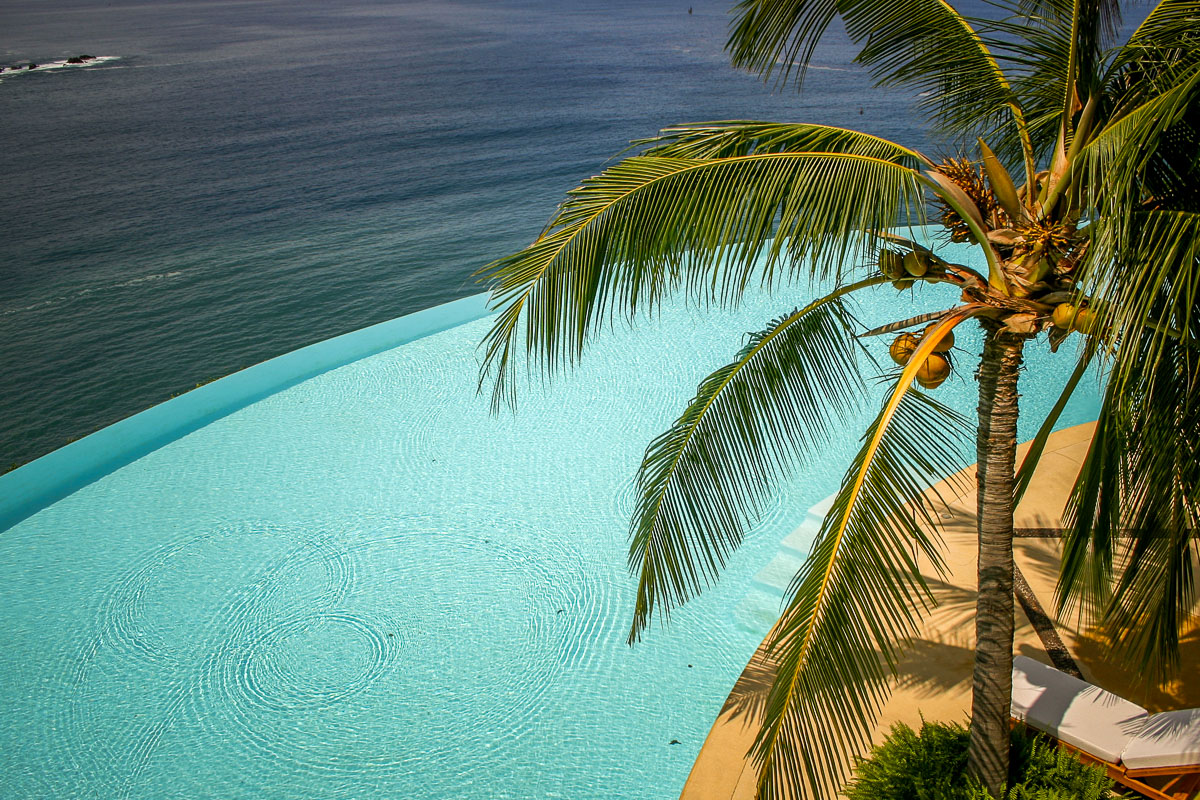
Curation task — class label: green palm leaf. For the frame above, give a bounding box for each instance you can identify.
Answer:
[843,0,1022,137]
[988,12,1079,160]
[477,149,925,408]
[1059,379,1123,623]
[635,121,934,166]
[1103,210,1200,392]
[1104,378,1200,677]
[1020,0,1122,94]
[1061,326,1200,677]
[1078,61,1200,382]
[728,0,1021,134]
[1061,50,1200,674]
[1081,60,1200,203]
[748,312,977,799]
[628,281,884,642]
[726,0,840,91]
[1106,0,1200,107]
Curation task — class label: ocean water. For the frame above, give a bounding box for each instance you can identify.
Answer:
[0,0,937,468]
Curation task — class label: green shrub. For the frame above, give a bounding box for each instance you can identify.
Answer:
[845,720,1118,800]
[1002,729,1117,800]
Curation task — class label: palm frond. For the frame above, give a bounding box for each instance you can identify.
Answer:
[477,149,925,408]
[726,0,1029,146]
[1061,81,1200,654]
[628,282,883,641]
[918,170,1005,287]
[1078,62,1200,388]
[635,121,934,166]
[726,0,840,91]
[1059,379,1123,619]
[749,310,978,800]
[1106,0,1200,109]
[1103,210,1200,394]
[1061,324,1200,678]
[843,0,1024,140]
[1032,0,1122,97]
[1121,0,1200,55]
[1014,0,1122,43]
[985,12,1075,164]
[1082,58,1200,202]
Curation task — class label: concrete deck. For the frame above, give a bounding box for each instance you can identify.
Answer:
[680,421,1200,800]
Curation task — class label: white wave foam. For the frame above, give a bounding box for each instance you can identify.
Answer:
[0,56,119,81]
[115,271,184,289]
[0,270,184,317]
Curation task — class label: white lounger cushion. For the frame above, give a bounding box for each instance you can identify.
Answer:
[1121,709,1200,770]
[1011,655,1150,763]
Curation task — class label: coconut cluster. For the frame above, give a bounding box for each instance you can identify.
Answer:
[878,248,941,290]
[888,323,955,389]
[1050,302,1099,335]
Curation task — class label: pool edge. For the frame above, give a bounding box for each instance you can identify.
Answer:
[0,292,494,533]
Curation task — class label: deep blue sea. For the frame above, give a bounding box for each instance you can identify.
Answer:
[0,0,939,468]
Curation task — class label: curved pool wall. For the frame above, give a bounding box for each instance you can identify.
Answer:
[0,231,1104,800]
[0,293,493,533]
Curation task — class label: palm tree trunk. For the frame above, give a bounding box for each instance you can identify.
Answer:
[967,323,1026,794]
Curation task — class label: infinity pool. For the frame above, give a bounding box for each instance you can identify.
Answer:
[0,237,1101,799]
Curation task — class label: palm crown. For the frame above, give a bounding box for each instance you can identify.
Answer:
[477,1,1200,797]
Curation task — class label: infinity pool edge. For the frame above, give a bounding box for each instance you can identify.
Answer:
[0,292,494,533]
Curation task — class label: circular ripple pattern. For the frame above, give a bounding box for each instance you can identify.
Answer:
[87,532,215,673]
[334,514,625,754]
[173,513,618,780]
[55,525,285,800]
[236,610,394,712]
[55,524,395,796]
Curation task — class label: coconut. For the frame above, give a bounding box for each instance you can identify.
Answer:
[1052,303,1098,334]
[894,278,915,291]
[1073,307,1098,335]
[903,251,928,277]
[916,353,951,389]
[922,323,954,352]
[889,332,920,365]
[879,249,905,280]
[1051,303,1079,330]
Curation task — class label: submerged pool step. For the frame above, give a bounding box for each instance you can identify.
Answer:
[734,587,785,634]
[735,490,838,635]
[750,550,807,595]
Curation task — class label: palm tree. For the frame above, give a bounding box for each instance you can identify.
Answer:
[476,1,1200,797]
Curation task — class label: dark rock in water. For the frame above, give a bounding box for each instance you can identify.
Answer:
[67,55,96,64]
[27,63,38,70]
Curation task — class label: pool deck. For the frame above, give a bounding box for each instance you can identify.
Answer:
[680,421,1200,800]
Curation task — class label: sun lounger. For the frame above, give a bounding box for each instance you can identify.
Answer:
[1011,655,1200,800]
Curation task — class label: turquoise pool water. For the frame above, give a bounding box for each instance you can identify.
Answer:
[0,238,1102,799]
